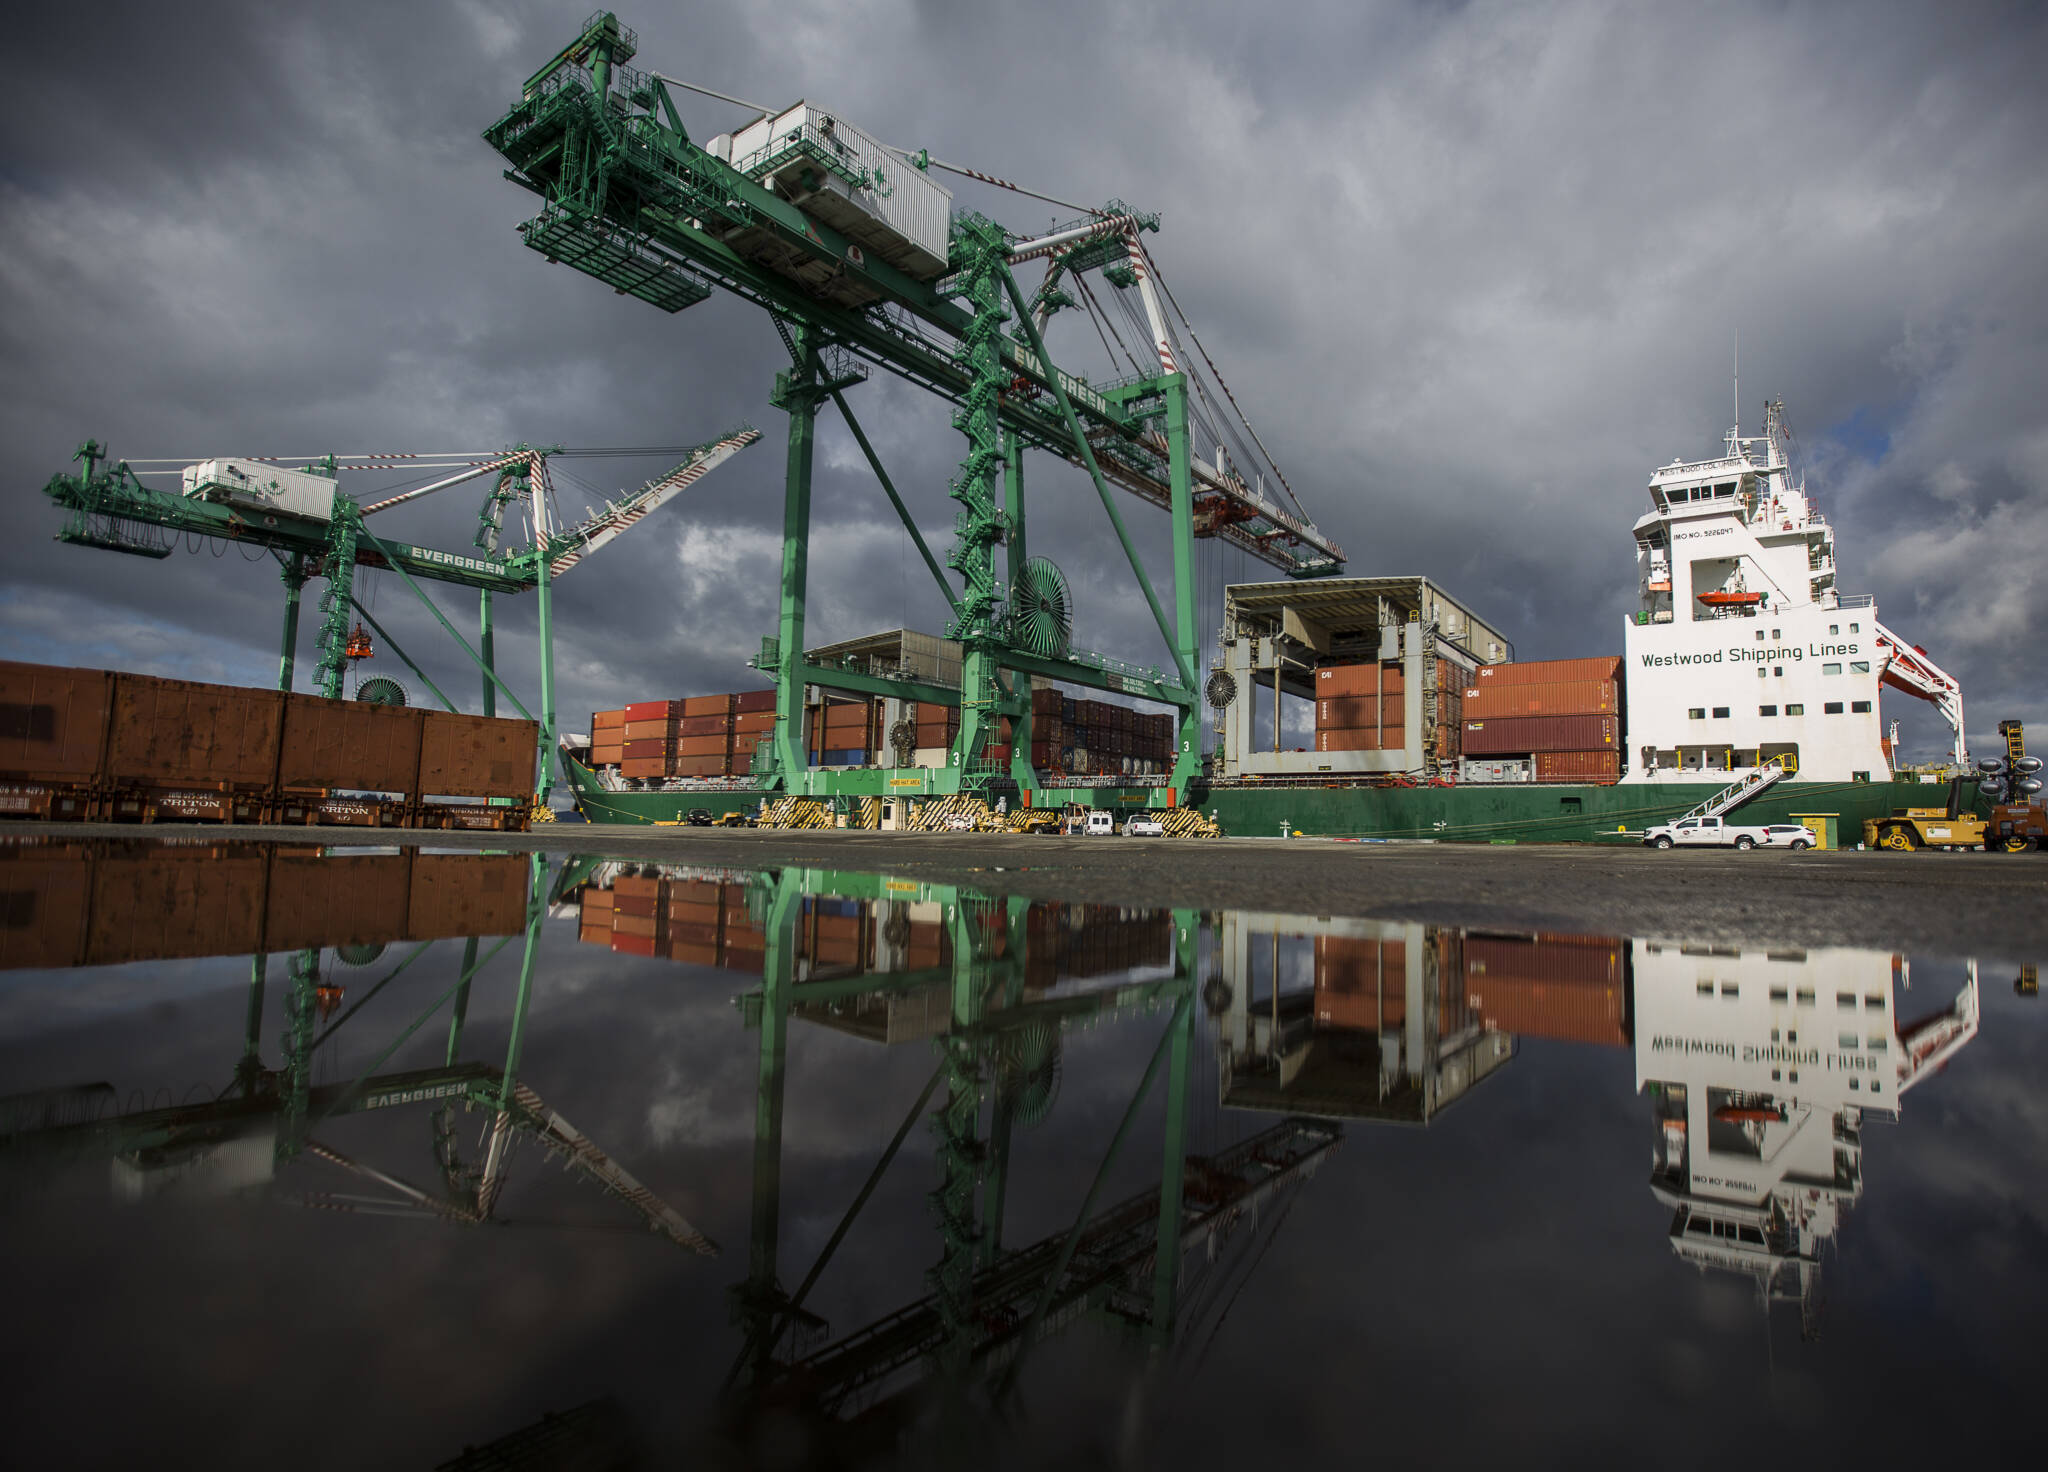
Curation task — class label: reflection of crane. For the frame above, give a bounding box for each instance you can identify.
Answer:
[41,428,758,803]
[0,849,714,1253]
[708,867,1339,1449]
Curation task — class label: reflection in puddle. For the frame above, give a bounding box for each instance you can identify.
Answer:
[0,838,2032,1464]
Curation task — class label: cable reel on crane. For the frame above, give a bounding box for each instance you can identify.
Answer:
[1007,556,1072,659]
[355,676,409,708]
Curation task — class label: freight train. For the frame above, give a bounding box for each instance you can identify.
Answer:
[0,660,540,830]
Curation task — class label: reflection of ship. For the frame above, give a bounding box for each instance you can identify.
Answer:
[1632,941,1980,1336]
[0,844,711,1252]
[1213,914,1630,1122]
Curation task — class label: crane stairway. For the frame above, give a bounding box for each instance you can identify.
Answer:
[1676,754,1795,825]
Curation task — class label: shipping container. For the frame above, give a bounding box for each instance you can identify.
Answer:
[181,458,337,522]
[1533,750,1622,781]
[417,710,538,798]
[406,854,528,939]
[676,735,730,758]
[682,694,733,717]
[621,757,670,779]
[0,662,112,784]
[0,853,91,969]
[1461,679,1618,720]
[734,689,776,714]
[107,675,285,791]
[265,852,413,951]
[276,696,423,796]
[625,699,683,722]
[1316,695,1405,728]
[1461,713,1616,756]
[591,709,626,731]
[732,711,776,734]
[1315,728,1381,752]
[86,851,268,965]
[672,756,729,777]
[1460,757,1534,783]
[622,717,679,741]
[620,737,671,761]
[1469,656,1623,687]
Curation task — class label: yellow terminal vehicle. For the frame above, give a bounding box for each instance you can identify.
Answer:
[1862,777,1988,852]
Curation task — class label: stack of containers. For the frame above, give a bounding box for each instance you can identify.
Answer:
[676,693,735,777]
[1312,661,1458,753]
[913,700,959,766]
[731,690,776,773]
[1039,695,1174,776]
[590,708,625,768]
[1460,656,1623,781]
[801,897,865,966]
[1456,932,1627,1046]
[808,697,873,767]
[1023,904,1171,987]
[577,875,763,970]
[665,877,725,966]
[605,874,663,957]
[619,700,682,780]
[1312,934,1415,1028]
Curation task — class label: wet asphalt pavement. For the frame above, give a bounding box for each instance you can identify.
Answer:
[15,823,2044,959]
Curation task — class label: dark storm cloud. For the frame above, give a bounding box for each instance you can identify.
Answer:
[4,0,2043,759]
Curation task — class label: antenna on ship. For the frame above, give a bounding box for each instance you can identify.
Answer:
[1733,327,1740,440]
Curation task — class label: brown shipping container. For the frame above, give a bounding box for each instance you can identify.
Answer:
[0,662,113,784]
[578,923,612,947]
[406,854,528,939]
[1534,750,1622,781]
[417,710,539,798]
[1313,936,1410,1028]
[86,851,267,965]
[734,689,776,714]
[106,673,285,790]
[667,942,721,967]
[1463,933,1623,988]
[677,715,728,737]
[613,876,661,900]
[620,757,669,779]
[822,702,870,728]
[592,708,626,729]
[623,718,679,741]
[622,738,675,760]
[1461,679,1618,720]
[682,694,734,717]
[1315,728,1380,752]
[733,711,776,734]
[1461,714,1616,756]
[676,735,730,758]
[1317,695,1405,728]
[277,696,424,795]
[673,755,729,777]
[613,913,658,939]
[265,852,413,951]
[0,853,90,969]
[1470,656,1623,687]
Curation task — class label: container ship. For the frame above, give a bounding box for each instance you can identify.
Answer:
[562,402,1969,842]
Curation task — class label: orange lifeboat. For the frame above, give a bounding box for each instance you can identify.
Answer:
[1696,589,1765,608]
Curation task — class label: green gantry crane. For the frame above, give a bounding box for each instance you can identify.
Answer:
[39,429,760,804]
[484,12,1346,806]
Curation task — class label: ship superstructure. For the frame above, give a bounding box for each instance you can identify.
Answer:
[1623,402,1964,782]
[1633,941,1979,1335]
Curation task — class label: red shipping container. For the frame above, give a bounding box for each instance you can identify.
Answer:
[624,699,682,722]
[677,714,729,736]
[986,744,1011,761]
[611,933,658,957]
[1533,750,1622,781]
[622,737,674,760]
[1315,728,1380,752]
[682,694,734,717]
[734,689,776,714]
[1469,656,1622,687]
[1462,680,1618,720]
[1461,714,1616,756]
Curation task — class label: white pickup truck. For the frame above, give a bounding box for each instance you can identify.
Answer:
[1643,816,1815,850]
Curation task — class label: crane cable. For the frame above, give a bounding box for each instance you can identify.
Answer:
[1137,241,1310,522]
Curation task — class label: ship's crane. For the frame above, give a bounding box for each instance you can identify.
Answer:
[40,429,759,802]
[1873,626,1967,765]
[483,12,1348,805]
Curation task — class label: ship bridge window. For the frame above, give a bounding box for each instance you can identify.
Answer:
[1851,660,1870,673]
[1823,663,1843,675]
[1715,482,1737,497]
[1852,700,1871,713]
[1825,702,1844,714]
[1760,705,1777,716]
[1712,707,1730,718]
[1786,703,1804,715]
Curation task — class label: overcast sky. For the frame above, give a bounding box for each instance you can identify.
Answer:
[2,0,2042,761]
